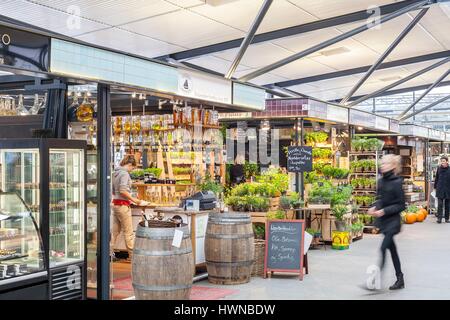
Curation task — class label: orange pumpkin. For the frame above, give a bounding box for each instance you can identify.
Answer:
[416,211,425,222]
[405,212,417,224]
[419,208,428,220]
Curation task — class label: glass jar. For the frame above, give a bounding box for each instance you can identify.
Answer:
[76,95,94,122]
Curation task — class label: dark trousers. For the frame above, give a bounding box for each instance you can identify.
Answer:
[437,198,450,221]
[380,233,402,276]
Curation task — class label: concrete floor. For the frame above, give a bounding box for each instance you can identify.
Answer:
[197,215,450,300]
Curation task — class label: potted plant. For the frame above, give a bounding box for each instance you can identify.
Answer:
[332,204,348,231]
[280,196,291,210]
[267,210,287,220]
[253,224,265,240]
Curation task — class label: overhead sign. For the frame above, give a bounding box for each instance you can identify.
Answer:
[0,26,50,72]
[375,116,390,131]
[326,105,349,123]
[178,70,231,104]
[264,220,305,280]
[218,112,253,120]
[307,101,327,119]
[287,146,312,173]
[233,82,266,111]
[349,109,375,128]
[50,38,178,93]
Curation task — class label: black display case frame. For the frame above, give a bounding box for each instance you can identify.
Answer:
[0,138,87,300]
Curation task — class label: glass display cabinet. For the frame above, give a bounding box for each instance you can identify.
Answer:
[0,192,47,299]
[0,138,86,300]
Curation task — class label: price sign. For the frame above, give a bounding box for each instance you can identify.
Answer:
[287,146,312,173]
[264,220,305,280]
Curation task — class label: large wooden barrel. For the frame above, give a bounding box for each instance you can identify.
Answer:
[132,222,194,300]
[205,212,254,285]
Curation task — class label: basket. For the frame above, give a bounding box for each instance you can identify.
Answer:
[251,239,266,277]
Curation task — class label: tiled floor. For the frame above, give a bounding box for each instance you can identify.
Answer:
[195,214,450,300]
[89,214,450,300]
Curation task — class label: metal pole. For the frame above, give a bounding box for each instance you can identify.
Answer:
[295,118,299,195]
[225,0,273,79]
[97,83,111,300]
[400,94,450,121]
[348,57,450,107]
[300,118,304,202]
[238,0,430,82]
[397,68,450,119]
[340,8,429,105]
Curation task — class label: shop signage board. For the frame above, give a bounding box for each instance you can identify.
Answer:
[375,116,390,131]
[287,146,312,173]
[307,101,327,119]
[178,70,231,104]
[349,109,375,128]
[0,26,50,72]
[218,112,253,120]
[264,220,305,280]
[50,38,179,93]
[326,105,349,123]
[232,82,266,111]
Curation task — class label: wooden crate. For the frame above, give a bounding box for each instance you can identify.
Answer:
[269,197,280,211]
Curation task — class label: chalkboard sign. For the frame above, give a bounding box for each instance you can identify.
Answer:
[264,220,305,280]
[287,146,312,172]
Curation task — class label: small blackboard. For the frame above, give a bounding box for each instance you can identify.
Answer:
[287,146,312,172]
[264,220,305,280]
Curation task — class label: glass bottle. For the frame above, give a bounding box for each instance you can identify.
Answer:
[76,94,94,122]
[29,94,40,115]
[15,94,28,115]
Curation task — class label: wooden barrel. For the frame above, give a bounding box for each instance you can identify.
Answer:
[205,212,254,285]
[132,222,194,300]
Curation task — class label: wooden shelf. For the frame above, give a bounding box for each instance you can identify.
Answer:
[133,183,195,187]
[353,189,376,193]
[0,234,27,242]
[350,172,377,176]
[349,152,379,156]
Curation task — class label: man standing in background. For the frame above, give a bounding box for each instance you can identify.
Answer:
[435,156,450,224]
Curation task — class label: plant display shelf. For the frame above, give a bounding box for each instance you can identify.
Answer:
[349,152,379,156]
[350,172,377,175]
[353,189,376,193]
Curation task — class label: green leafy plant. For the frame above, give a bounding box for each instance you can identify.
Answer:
[243,162,259,180]
[172,167,191,175]
[253,224,265,239]
[144,167,163,178]
[407,204,419,213]
[312,148,332,159]
[199,175,223,195]
[130,169,145,180]
[332,204,348,221]
[257,168,289,194]
[267,210,287,220]
[304,171,319,184]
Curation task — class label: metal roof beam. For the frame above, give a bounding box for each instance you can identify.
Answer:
[400,94,450,121]
[348,57,450,107]
[397,68,450,119]
[269,51,450,87]
[225,0,273,79]
[340,8,429,105]
[238,0,430,82]
[160,0,428,61]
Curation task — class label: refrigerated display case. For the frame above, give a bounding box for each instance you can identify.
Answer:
[0,192,47,299]
[0,138,87,299]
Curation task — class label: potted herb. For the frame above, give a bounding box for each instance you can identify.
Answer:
[267,210,287,220]
[253,224,265,240]
[280,196,291,210]
[332,204,348,231]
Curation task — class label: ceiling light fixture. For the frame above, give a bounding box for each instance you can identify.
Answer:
[132,92,137,98]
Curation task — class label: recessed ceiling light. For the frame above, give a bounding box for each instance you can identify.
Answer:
[379,76,403,82]
[311,47,350,58]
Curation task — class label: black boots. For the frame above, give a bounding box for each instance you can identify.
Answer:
[389,274,405,290]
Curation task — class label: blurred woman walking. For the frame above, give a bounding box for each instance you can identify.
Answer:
[368,154,406,290]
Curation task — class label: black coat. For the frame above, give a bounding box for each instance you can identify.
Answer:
[374,171,406,235]
[434,166,450,199]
